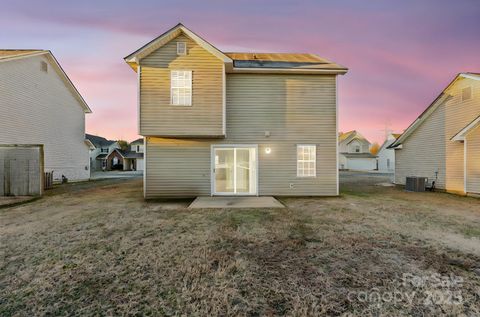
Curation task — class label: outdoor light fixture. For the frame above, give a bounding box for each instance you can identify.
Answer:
[265,147,271,154]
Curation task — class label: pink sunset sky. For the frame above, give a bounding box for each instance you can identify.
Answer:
[2,0,479,144]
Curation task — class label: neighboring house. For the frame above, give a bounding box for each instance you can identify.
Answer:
[105,139,144,171]
[124,23,348,198]
[377,133,401,172]
[338,130,377,171]
[389,73,480,195]
[0,49,91,182]
[85,134,120,171]
[130,138,145,171]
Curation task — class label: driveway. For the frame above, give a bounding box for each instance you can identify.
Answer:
[1,177,479,316]
[90,170,143,180]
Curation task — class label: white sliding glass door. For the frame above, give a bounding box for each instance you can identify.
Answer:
[213,146,257,195]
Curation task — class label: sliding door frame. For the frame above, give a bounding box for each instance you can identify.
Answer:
[210,144,258,196]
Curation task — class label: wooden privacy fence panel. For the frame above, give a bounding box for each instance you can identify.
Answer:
[44,171,54,190]
[0,145,44,196]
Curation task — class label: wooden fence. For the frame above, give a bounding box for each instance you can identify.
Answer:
[0,145,44,196]
[44,171,54,190]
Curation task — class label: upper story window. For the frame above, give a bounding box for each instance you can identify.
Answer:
[297,145,316,177]
[171,70,192,106]
[137,145,140,152]
[177,42,187,55]
[355,145,360,153]
[101,148,108,153]
[462,86,472,101]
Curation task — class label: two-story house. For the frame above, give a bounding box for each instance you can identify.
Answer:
[105,138,144,171]
[0,50,91,182]
[389,73,480,195]
[338,130,377,171]
[85,134,120,171]
[125,24,348,198]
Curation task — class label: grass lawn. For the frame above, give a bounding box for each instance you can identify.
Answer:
[1,175,479,316]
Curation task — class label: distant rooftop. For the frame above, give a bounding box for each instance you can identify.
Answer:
[86,134,116,148]
[130,138,143,144]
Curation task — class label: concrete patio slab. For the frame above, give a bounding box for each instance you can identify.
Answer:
[189,196,285,209]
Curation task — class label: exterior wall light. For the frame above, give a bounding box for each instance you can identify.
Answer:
[265,147,271,154]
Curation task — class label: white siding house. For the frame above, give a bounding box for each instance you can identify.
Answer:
[130,138,144,171]
[0,50,91,182]
[338,130,377,171]
[390,73,480,195]
[377,133,401,172]
[85,134,120,171]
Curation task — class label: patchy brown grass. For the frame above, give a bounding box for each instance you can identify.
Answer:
[1,175,479,316]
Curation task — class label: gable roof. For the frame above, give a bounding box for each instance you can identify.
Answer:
[378,132,402,152]
[389,72,479,148]
[124,23,347,75]
[124,23,232,71]
[339,130,370,145]
[339,130,356,142]
[111,148,144,159]
[86,134,116,148]
[378,138,397,153]
[0,49,92,113]
[130,138,143,144]
[451,114,480,141]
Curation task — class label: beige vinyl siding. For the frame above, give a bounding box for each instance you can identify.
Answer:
[0,55,90,181]
[145,74,337,198]
[140,34,224,136]
[394,77,480,193]
[444,78,480,193]
[394,102,446,188]
[466,126,480,194]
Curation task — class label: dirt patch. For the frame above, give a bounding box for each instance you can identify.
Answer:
[0,196,39,209]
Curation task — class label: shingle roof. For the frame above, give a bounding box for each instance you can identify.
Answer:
[338,130,370,144]
[116,149,143,159]
[125,24,347,74]
[339,130,356,142]
[130,138,143,144]
[0,49,45,60]
[225,52,347,70]
[86,134,116,148]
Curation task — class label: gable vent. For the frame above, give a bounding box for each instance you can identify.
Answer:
[41,61,48,73]
[177,42,187,55]
[461,86,472,101]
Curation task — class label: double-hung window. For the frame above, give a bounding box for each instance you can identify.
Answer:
[171,70,192,106]
[297,145,316,177]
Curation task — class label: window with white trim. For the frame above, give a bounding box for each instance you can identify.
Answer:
[177,42,187,55]
[297,145,316,177]
[170,70,192,106]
